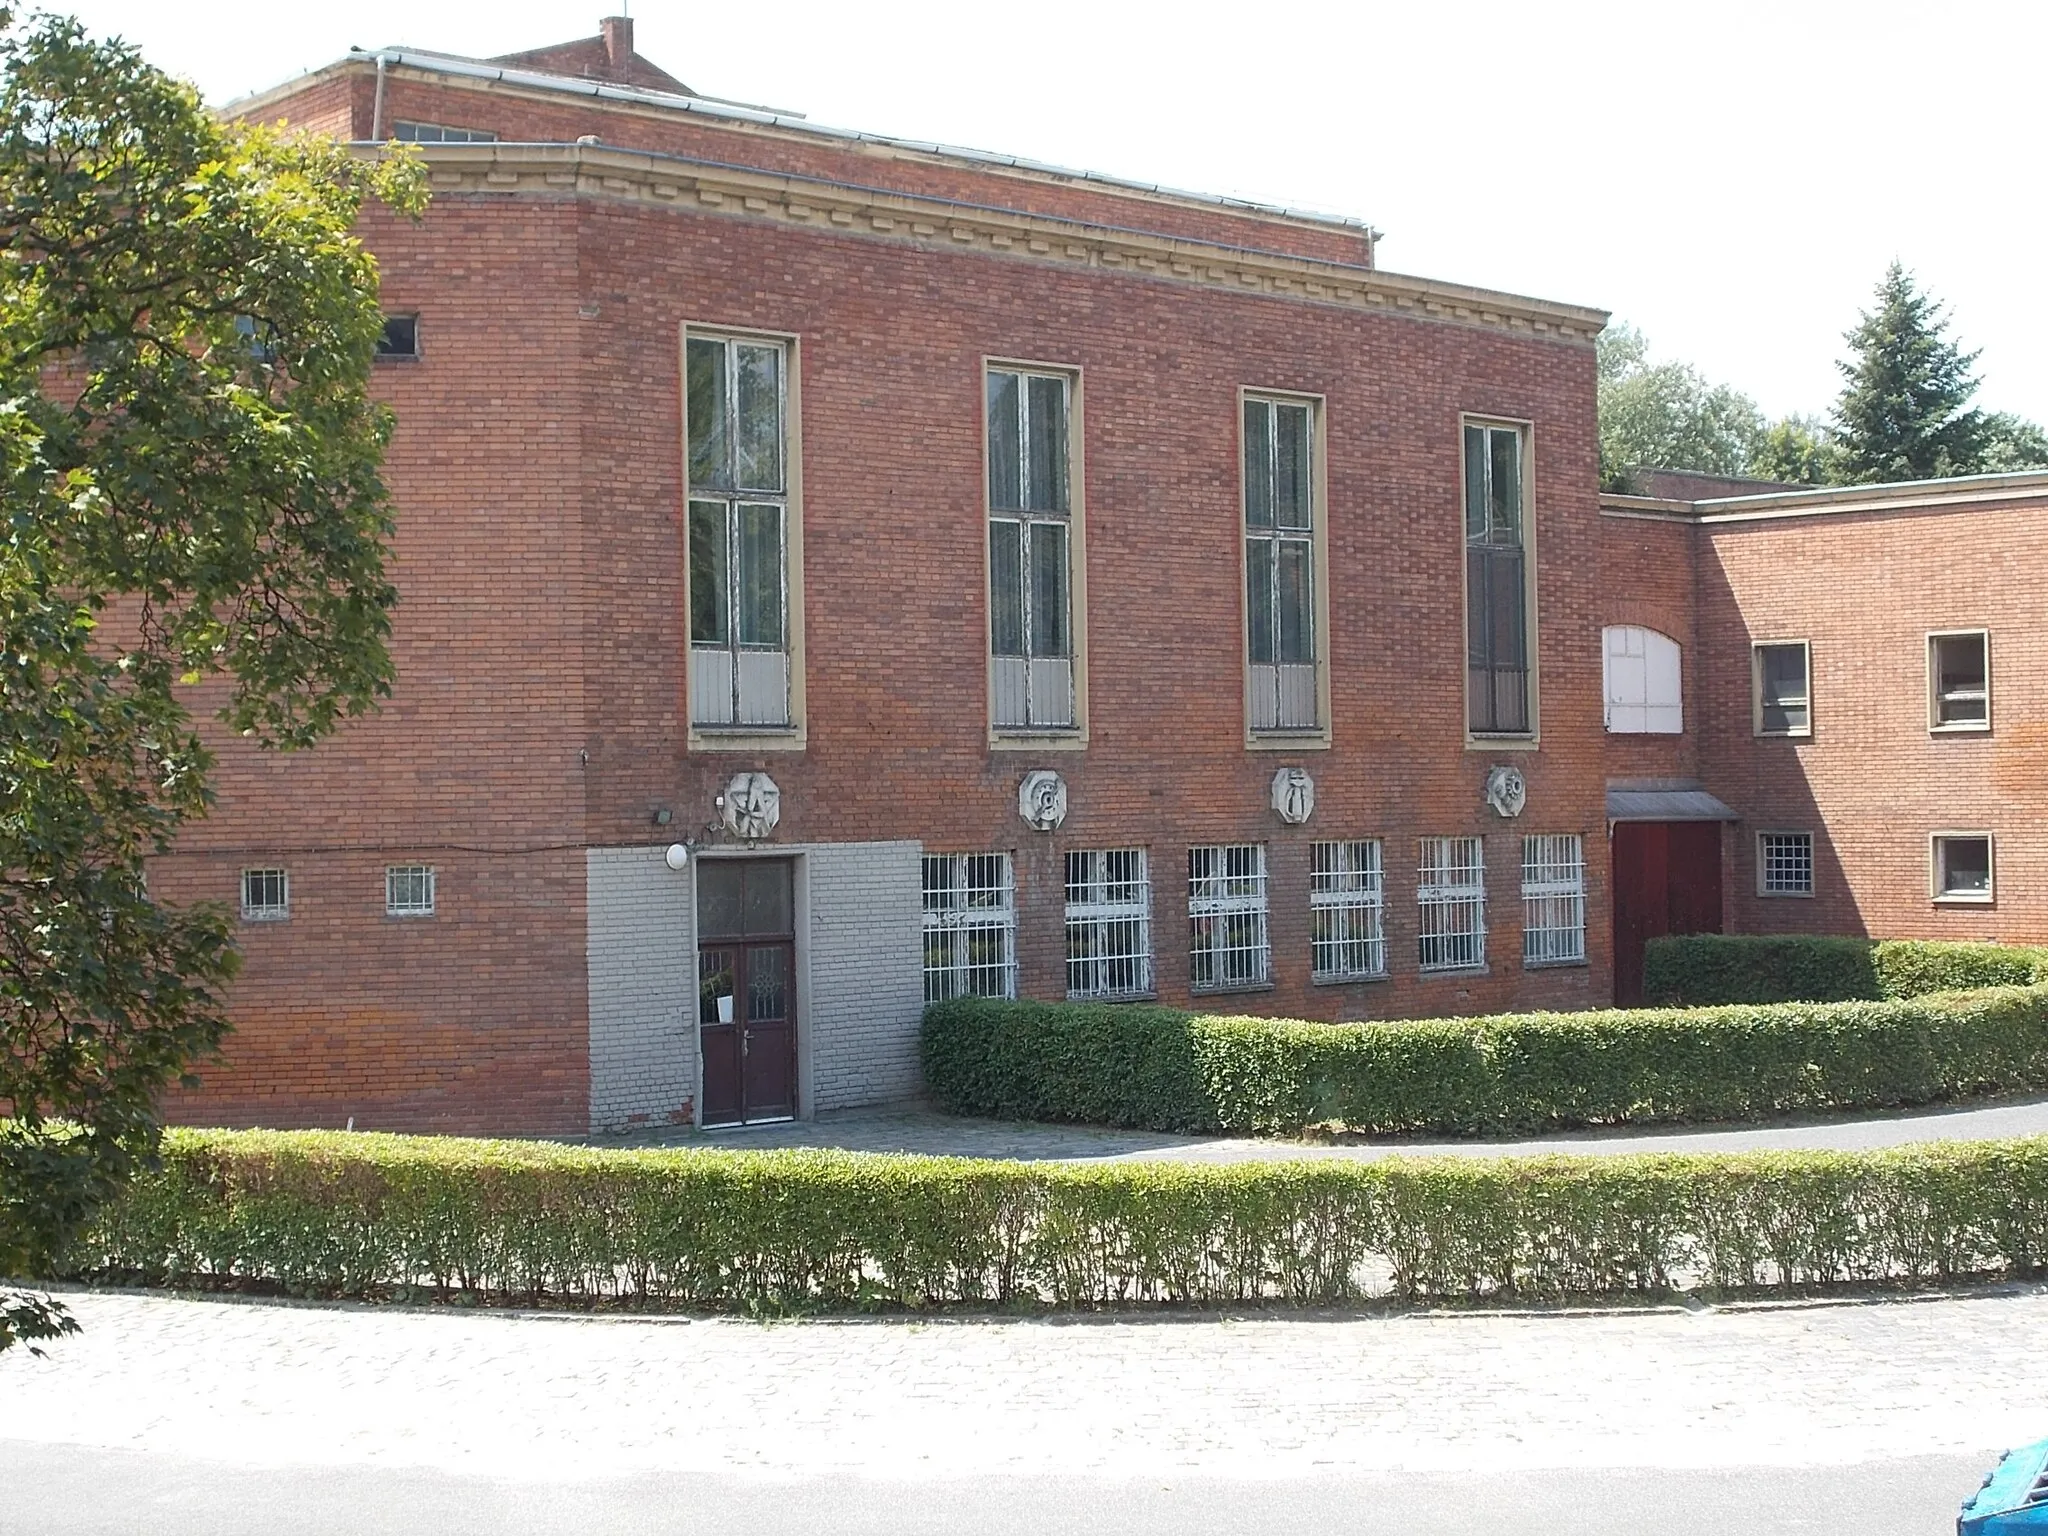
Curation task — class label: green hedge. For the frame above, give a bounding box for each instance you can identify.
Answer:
[921,987,2048,1137]
[59,1127,2048,1307]
[1642,936,2048,1007]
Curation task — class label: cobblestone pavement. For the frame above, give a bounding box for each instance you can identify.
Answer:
[597,1090,2048,1163]
[4,1287,2044,1483]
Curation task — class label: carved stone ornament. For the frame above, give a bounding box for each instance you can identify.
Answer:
[1484,764,1527,819]
[1017,770,1068,833]
[720,772,782,841]
[1270,767,1316,825]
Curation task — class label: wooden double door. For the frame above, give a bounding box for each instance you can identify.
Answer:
[697,859,796,1127]
[1611,821,1723,1006]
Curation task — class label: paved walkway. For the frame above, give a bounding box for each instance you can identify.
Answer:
[599,1090,2048,1163]
[2,1287,2040,1533]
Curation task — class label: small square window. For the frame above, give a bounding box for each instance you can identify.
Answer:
[1757,832,1813,897]
[376,315,419,360]
[1753,642,1810,737]
[240,868,289,922]
[1932,834,1993,903]
[386,865,436,917]
[1929,632,1989,731]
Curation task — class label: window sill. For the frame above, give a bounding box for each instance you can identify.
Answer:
[1065,991,1158,1004]
[990,729,1087,752]
[1929,722,1991,736]
[1757,890,1815,899]
[1419,964,1490,979]
[1753,730,1812,741]
[690,724,806,753]
[1246,729,1331,752]
[1191,982,1276,998]
[1465,735,1538,753]
[1313,971,1389,986]
[1524,958,1589,971]
[1933,893,1995,906]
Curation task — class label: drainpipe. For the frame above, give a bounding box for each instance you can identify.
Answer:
[371,52,388,142]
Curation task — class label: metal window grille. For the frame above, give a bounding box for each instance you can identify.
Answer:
[1189,844,1270,992]
[1065,849,1152,999]
[1311,840,1385,981]
[1244,396,1319,731]
[1759,832,1813,896]
[239,868,289,922]
[688,333,791,728]
[1418,836,1486,972]
[987,366,1075,730]
[922,853,1017,1003]
[1464,423,1529,735]
[1521,834,1585,966]
[385,865,436,917]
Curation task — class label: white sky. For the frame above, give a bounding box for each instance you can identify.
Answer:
[54,0,2048,425]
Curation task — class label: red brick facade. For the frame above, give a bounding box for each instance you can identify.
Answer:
[157,34,2044,1135]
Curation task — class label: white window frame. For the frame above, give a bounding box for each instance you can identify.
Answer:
[1930,832,1995,905]
[1065,849,1152,1000]
[1240,389,1330,744]
[985,359,1086,743]
[684,325,805,749]
[385,865,437,918]
[390,121,498,143]
[1927,630,1991,734]
[922,852,1018,1002]
[1188,844,1271,993]
[1418,836,1487,973]
[1521,834,1586,967]
[1756,831,1815,898]
[239,867,290,923]
[1752,639,1812,739]
[1601,624,1683,735]
[1310,839,1386,982]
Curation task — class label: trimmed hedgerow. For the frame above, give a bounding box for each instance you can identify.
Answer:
[1642,935,2048,1007]
[921,986,2048,1137]
[59,1127,2048,1307]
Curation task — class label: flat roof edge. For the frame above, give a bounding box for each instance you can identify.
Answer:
[1601,469,2048,524]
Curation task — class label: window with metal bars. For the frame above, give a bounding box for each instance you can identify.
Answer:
[1243,395,1318,731]
[385,865,436,918]
[1311,840,1385,981]
[1418,836,1486,972]
[1189,844,1270,992]
[1758,831,1813,896]
[1065,849,1152,999]
[1520,835,1584,966]
[239,868,288,923]
[987,366,1075,731]
[922,853,1017,1003]
[688,333,790,729]
[1464,422,1530,735]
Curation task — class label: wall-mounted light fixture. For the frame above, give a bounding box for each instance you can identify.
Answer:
[664,843,690,871]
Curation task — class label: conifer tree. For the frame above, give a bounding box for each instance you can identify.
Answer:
[1831,263,1988,483]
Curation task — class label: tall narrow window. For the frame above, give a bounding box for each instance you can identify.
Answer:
[1244,395,1319,731]
[1521,835,1584,966]
[1752,641,1810,737]
[1418,836,1486,972]
[1066,849,1152,999]
[1464,422,1530,735]
[689,334,790,729]
[1311,839,1385,981]
[922,853,1017,1002]
[1929,632,1989,731]
[1189,844,1270,992]
[987,366,1074,731]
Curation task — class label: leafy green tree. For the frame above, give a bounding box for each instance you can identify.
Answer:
[0,11,423,1351]
[1979,412,2048,474]
[1832,262,1989,483]
[1747,415,1838,486]
[1596,322,1768,489]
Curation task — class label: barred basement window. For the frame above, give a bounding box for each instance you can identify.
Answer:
[922,853,1017,1003]
[240,868,289,923]
[390,121,498,143]
[385,865,436,917]
[1066,849,1152,1000]
[1310,839,1385,981]
[1757,832,1813,897]
[987,365,1076,731]
[1243,394,1320,732]
[1418,836,1486,972]
[1521,834,1585,966]
[1189,844,1270,992]
[1464,421,1531,736]
[689,332,791,729]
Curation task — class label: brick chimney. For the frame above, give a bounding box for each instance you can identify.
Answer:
[599,15,633,77]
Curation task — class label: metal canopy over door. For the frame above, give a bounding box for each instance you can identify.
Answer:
[697,859,796,1126]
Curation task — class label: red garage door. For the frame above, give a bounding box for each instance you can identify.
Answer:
[1611,821,1723,1005]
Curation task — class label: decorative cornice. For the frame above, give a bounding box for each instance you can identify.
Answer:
[363,141,1609,344]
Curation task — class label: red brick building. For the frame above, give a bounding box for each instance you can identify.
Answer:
[159,20,2046,1135]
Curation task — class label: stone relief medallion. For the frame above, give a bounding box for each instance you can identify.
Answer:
[1484,764,1527,819]
[1017,770,1068,833]
[720,771,782,841]
[1270,766,1316,825]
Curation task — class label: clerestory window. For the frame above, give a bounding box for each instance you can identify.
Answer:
[1464,421,1532,737]
[987,365,1076,732]
[1243,394,1321,733]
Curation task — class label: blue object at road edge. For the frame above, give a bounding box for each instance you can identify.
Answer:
[1961,1440,2048,1533]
